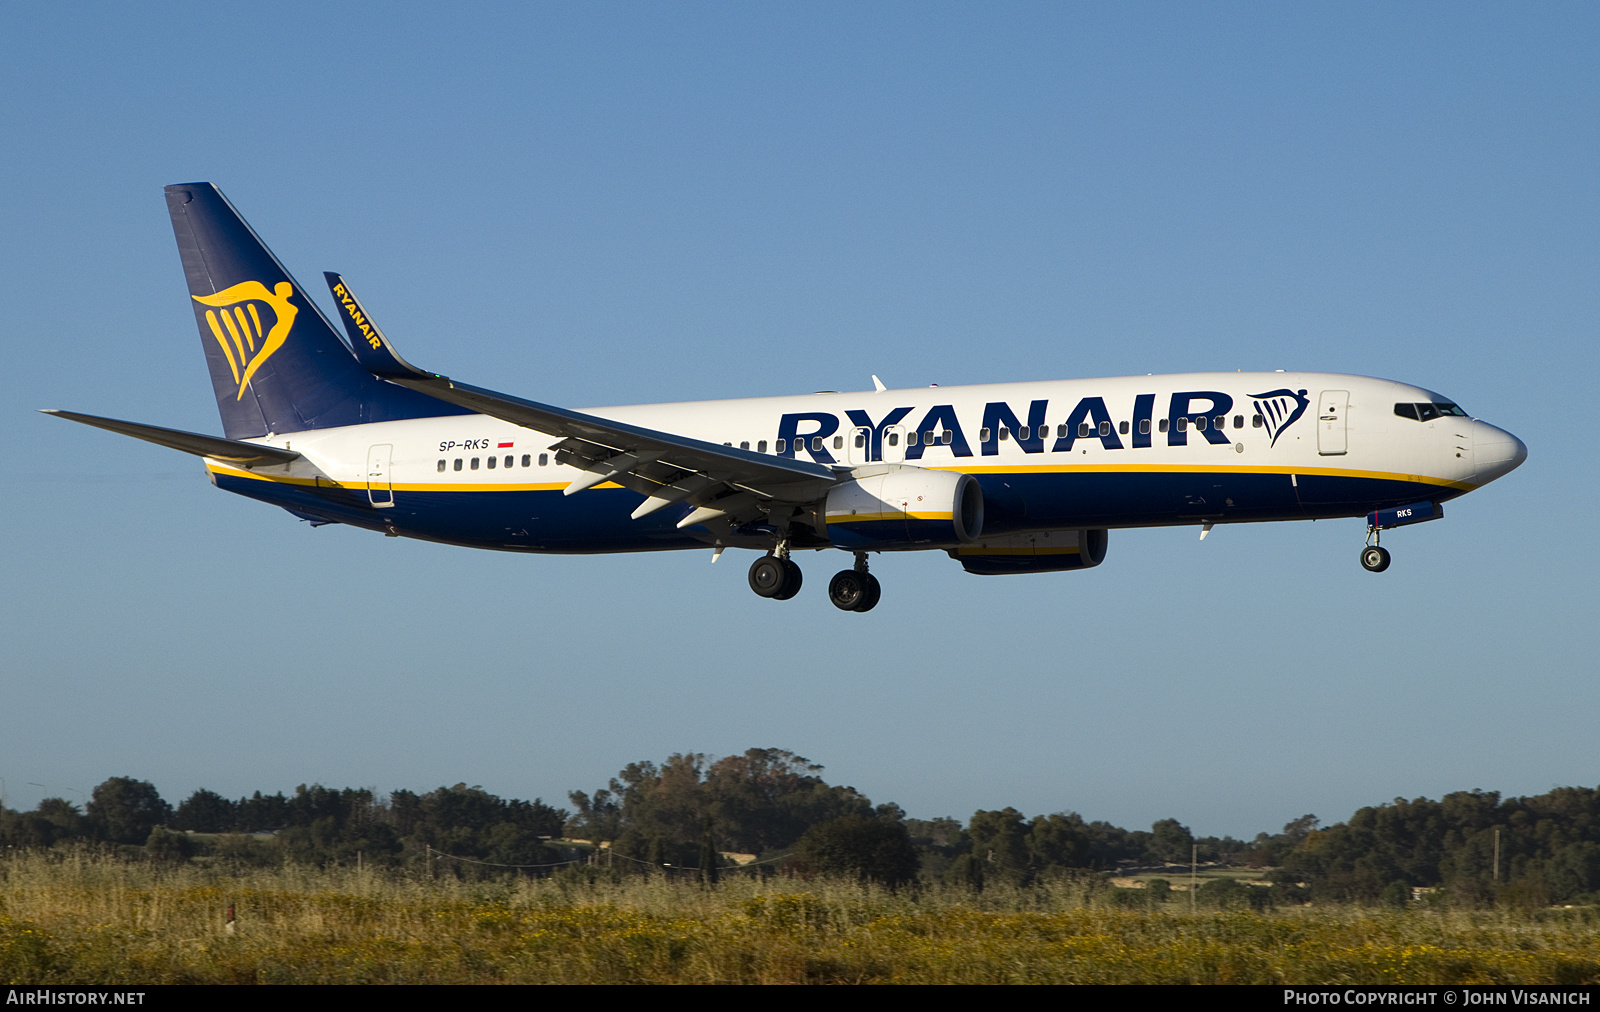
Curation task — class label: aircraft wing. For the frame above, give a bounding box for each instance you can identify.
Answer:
[40,409,301,466]
[325,274,838,527]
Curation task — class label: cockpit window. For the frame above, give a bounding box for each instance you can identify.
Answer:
[1395,401,1468,422]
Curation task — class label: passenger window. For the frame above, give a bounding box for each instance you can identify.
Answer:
[1194,416,1205,431]
[1214,415,1225,430]
[812,436,823,451]
[1098,421,1110,437]
[1253,414,1263,428]
[852,433,864,449]
[999,427,1010,441]
[979,427,991,441]
[886,432,899,447]
[1140,419,1150,435]
[776,438,786,452]
[454,458,463,471]
[907,431,918,446]
[471,457,480,470]
[1078,422,1090,438]
[1119,420,1129,435]
[1176,418,1187,432]
[1233,415,1243,429]
[740,441,749,450]
[505,456,513,468]
[487,455,496,468]
[1056,424,1067,438]
[941,431,952,445]
[522,454,531,467]
[1158,419,1168,433]
[833,435,843,450]
[437,459,446,472]
[758,440,768,452]
[538,453,548,466]
[1017,426,1030,440]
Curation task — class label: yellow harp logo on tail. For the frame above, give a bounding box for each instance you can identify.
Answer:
[193,281,298,400]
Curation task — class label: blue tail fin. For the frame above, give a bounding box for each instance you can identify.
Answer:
[165,182,469,438]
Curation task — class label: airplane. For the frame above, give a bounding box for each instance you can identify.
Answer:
[44,183,1527,612]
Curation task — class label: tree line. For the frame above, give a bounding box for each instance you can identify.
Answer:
[3,750,1597,905]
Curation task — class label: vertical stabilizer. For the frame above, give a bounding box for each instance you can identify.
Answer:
[165,183,468,438]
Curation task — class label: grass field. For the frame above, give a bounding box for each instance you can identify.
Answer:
[2,852,1597,984]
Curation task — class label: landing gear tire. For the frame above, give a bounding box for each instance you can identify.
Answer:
[773,559,803,600]
[1360,545,1391,573]
[828,570,867,610]
[749,555,788,598]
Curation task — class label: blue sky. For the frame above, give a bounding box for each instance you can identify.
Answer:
[2,3,1594,838]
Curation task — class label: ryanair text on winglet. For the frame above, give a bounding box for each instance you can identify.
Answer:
[331,282,382,350]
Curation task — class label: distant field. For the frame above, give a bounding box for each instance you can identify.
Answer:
[1112,866,1273,887]
[2,853,1596,984]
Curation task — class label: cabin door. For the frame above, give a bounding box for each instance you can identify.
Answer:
[1317,391,1348,456]
[366,444,394,507]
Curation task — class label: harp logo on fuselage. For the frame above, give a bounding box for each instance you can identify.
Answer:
[193,281,298,400]
[1249,388,1311,448]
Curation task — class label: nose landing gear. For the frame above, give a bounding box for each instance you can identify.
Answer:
[1360,501,1444,572]
[1360,544,1391,573]
[827,553,881,612]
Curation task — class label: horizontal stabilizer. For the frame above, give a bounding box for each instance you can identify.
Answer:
[40,409,300,466]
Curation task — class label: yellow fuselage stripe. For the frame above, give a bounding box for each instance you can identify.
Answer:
[207,460,1473,494]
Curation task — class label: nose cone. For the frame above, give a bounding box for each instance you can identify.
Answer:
[1472,420,1527,485]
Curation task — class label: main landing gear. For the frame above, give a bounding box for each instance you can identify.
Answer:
[827,553,881,613]
[748,553,803,600]
[747,545,881,612]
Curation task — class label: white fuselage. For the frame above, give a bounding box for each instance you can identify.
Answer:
[203,371,1524,556]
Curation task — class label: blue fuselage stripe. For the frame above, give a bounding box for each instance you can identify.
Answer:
[213,468,1459,553]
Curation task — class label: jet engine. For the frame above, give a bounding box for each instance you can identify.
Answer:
[823,465,983,550]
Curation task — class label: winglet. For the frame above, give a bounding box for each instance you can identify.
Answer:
[324,272,438,381]
[871,375,887,393]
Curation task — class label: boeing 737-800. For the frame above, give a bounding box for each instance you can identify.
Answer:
[44,183,1527,611]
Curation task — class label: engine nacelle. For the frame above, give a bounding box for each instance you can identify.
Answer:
[824,465,983,550]
[951,528,1109,575]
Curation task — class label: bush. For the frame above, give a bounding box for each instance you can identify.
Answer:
[795,815,919,888]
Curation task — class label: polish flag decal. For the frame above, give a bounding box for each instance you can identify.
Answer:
[498,442,515,448]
